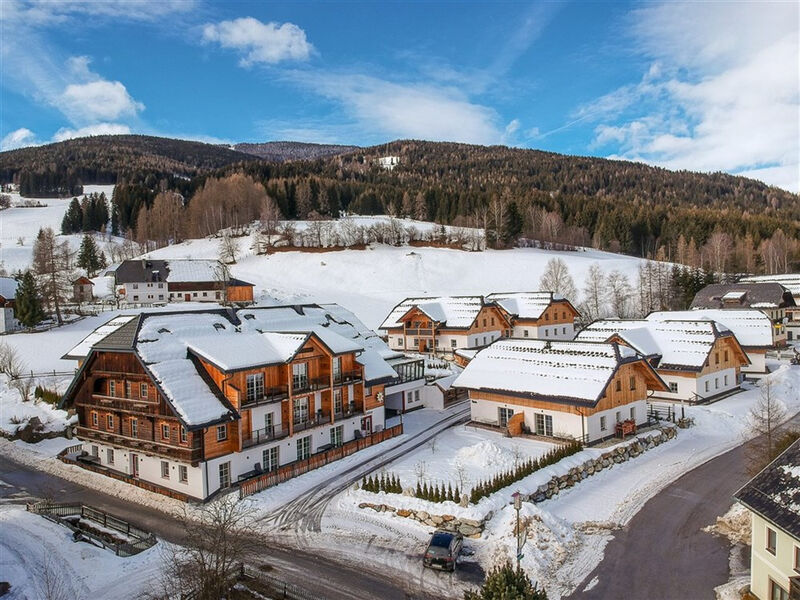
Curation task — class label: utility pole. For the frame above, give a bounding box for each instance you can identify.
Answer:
[512,492,526,570]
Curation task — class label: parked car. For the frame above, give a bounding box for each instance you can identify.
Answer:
[423,530,463,572]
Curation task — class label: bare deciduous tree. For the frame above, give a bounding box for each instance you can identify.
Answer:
[539,258,577,302]
[746,378,788,475]
[605,270,633,318]
[32,227,73,325]
[581,263,606,322]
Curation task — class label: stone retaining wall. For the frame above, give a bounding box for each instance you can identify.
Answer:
[357,502,491,538]
[524,426,677,503]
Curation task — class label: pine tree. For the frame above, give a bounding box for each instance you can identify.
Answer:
[416,481,423,498]
[14,271,45,327]
[61,198,83,234]
[77,235,102,277]
[464,561,548,600]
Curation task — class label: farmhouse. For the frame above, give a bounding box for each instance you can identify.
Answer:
[380,296,510,356]
[453,339,668,444]
[60,304,403,500]
[649,310,778,375]
[0,277,19,333]
[72,276,95,303]
[486,292,580,340]
[108,259,254,305]
[739,274,800,343]
[734,439,800,600]
[576,318,749,402]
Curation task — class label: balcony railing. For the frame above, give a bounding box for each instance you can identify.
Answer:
[404,328,433,336]
[241,385,289,408]
[333,371,362,385]
[76,426,202,462]
[333,405,363,420]
[242,424,289,448]
[292,416,327,433]
[291,377,328,394]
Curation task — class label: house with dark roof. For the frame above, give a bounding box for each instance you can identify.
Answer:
[109,259,254,305]
[453,339,668,443]
[60,304,405,500]
[734,439,800,600]
[691,282,794,346]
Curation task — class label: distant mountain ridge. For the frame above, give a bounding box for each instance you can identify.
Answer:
[234,141,359,162]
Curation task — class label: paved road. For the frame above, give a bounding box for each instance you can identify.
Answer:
[569,414,800,600]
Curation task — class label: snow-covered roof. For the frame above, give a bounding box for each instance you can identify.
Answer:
[648,309,773,349]
[576,318,731,370]
[63,315,138,360]
[165,259,221,283]
[486,292,565,320]
[0,277,18,300]
[187,332,308,371]
[722,291,746,301]
[453,339,643,404]
[740,274,800,297]
[380,296,487,329]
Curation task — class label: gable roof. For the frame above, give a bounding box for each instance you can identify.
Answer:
[734,439,800,540]
[72,276,94,286]
[380,296,493,330]
[0,277,18,300]
[648,309,774,349]
[576,318,740,371]
[62,314,139,360]
[111,259,253,287]
[691,283,795,310]
[739,274,800,298]
[453,339,665,405]
[486,291,577,321]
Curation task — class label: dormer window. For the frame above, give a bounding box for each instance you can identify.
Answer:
[213,323,225,330]
[244,314,255,320]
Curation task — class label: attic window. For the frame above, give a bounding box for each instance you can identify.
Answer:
[243,314,255,320]
[158,327,170,334]
[213,323,225,330]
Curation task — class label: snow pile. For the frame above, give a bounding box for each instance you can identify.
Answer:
[455,440,521,471]
[0,376,75,436]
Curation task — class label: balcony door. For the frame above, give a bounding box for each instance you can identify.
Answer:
[292,363,308,392]
[498,407,514,427]
[130,453,139,477]
[333,357,342,382]
[293,397,309,424]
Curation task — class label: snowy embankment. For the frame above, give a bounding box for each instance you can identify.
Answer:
[0,507,163,599]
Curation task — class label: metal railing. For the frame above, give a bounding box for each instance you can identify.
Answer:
[292,416,326,433]
[333,370,362,385]
[242,424,290,448]
[333,405,362,420]
[291,377,328,394]
[241,386,289,407]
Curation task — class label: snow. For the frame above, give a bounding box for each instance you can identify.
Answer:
[0,507,163,600]
[453,339,633,402]
[0,184,116,273]
[64,314,137,359]
[0,277,17,299]
[186,332,308,371]
[380,296,486,329]
[0,375,76,436]
[486,292,562,320]
[162,258,221,283]
[651,309,774,348]
[741,274,800,297]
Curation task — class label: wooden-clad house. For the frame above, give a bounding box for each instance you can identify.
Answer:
[576,318,749,402]
[60,304,400,500]
[453,339,668,444]
[739,274,800,343]
[380,296,511,356]
[486,291,580,340]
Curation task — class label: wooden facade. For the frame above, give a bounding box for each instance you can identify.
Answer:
[508,299,579,330]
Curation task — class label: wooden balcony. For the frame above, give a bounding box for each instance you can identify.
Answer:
[291,376,329,394]
[333,371,362,386]
[292,415,329,433]
[333,404,364,420]
[240,385,289,408]
[85,395,156,411]
[242,424,290,448]
[77,426,202,463]
[404,328,434,336]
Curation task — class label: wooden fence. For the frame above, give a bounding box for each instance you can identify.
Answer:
[240,424,403,498]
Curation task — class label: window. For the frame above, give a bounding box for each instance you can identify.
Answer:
[179,465,188,483]
[535,413,553,436]
[615,379,622,392]
[131,418,138,437]
[498,407,514,427]
[482,319,486,327]
[91,445,99,457]
[669,382,678,393]
[562,327,566,335]
[133,295,139,301]
[600,416,607,431]
[330,425,344,447]
[262,446,279,472]
[162,424,170,440]
[219,462,231,488]
[297,436,311,461]
[724,350,729,362]
[216,424,228,441]
[524,329,529,337]
[483,336,486,345]
[562,312,566,319]
[125,381,132,398]
[545,313,550,321]
[767,526,777,554]
[140,383,148,399]
[107,448,114,465]
[616,411,621,423]
[795,546,800,573]
[451,339,457,348]
[715,377,719,389]
[491,317,495,326]
[161,461,169,479]
[264,412,274,435]
[724,375,728,386]
[180,426,187,443]
[629,376,636,391]
[293,396,309,424]
[107,414,114,429]
[246,373,265,402]
[292,363,308,391]
[630,406,636,421]
[202,292,207,297]
[770,579,789,600]
[109,380,116,397]
[715,352,719,365]
[414,390,420,403]
[544,329,549,337]
[333,389,343,415]
[705,380,710,393]
[132,283,138,289]
[333,356,342,380]
[91,412,98,427]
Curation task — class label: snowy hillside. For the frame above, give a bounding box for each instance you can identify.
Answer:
[146,235,651,329]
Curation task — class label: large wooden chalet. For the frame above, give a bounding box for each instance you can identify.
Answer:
[60,305,400,500]
[486,292,580,340]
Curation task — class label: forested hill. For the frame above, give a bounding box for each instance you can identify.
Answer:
[0,135,255,197]
[233,141,358,162]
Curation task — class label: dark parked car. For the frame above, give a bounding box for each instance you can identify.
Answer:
[423,530,463,572]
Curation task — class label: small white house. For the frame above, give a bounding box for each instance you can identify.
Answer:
[0,277,20,333]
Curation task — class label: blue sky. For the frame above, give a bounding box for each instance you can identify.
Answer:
[1,1,798,191]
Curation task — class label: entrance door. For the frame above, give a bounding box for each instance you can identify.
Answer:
[361,415,372,433]
[130,453,139,477]
[184,293,191,302]
[498,407,514,427]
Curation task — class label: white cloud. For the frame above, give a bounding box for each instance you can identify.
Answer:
[287,72,504,145]
[4,0,196,26]
[202,17,313,66]
[52,123,132,142]
[578,2,799,191]
[1,128,38,151]
[59,80,144,123]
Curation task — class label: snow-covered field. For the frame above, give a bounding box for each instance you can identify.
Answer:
[0,185,116,274]
[0,507,163,599]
